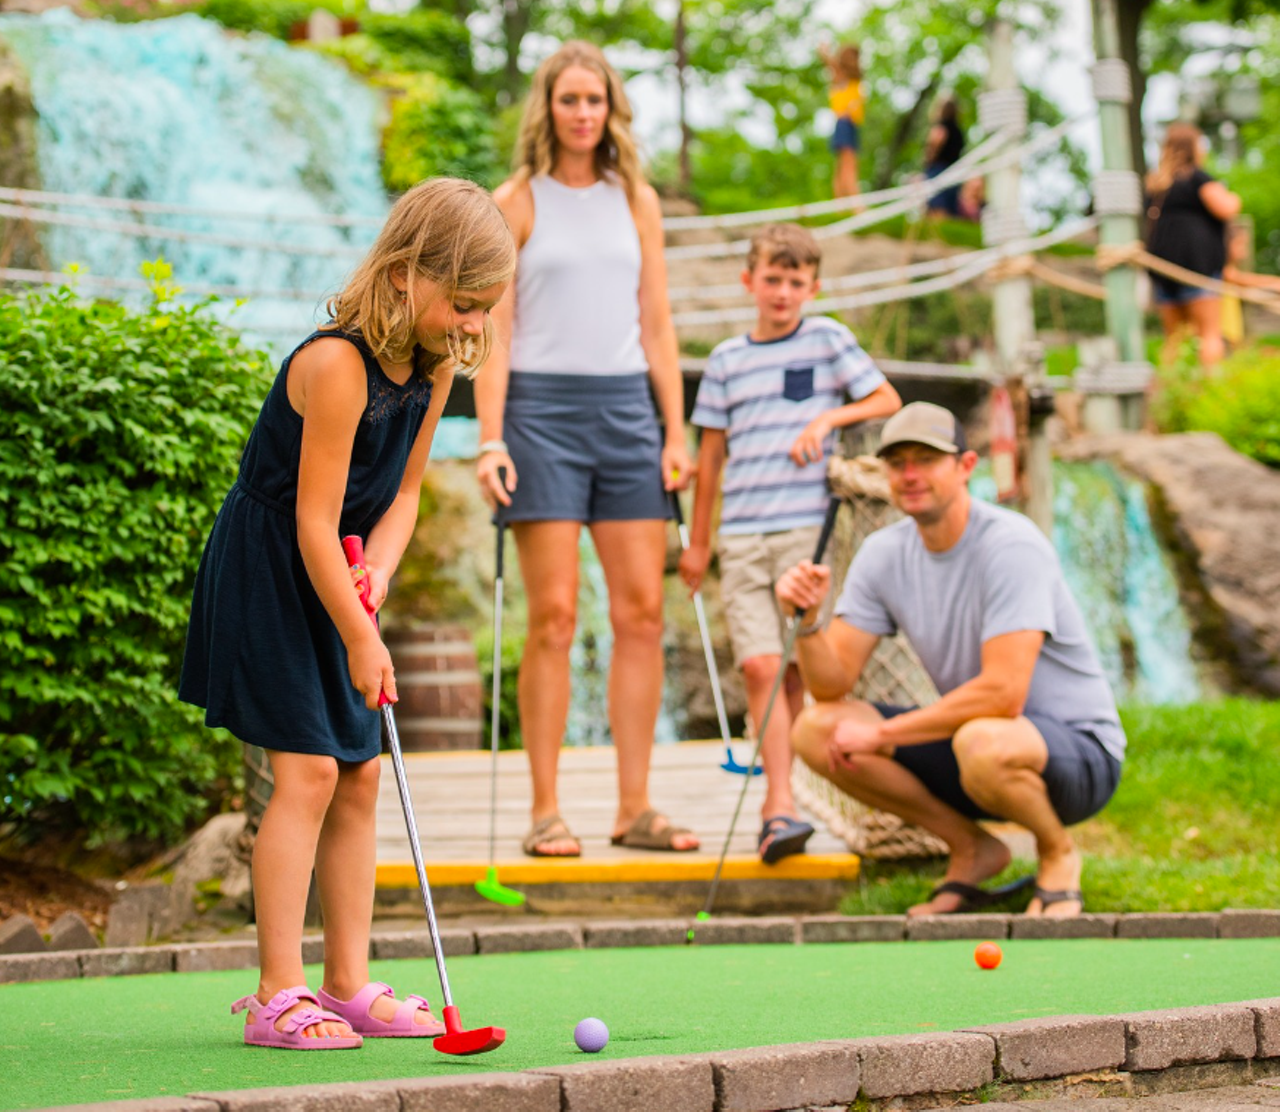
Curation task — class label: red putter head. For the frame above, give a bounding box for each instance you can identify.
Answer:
[433,1005,506,1055]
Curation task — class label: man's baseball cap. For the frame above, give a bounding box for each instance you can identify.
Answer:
[876,401,968,456]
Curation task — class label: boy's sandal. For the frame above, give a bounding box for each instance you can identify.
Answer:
[522,813,582,857]
[231,986,362,1050]
[919,874,1037,915]
[757,815,815,864]
[610,808,699,852]
[317,981,445,1038]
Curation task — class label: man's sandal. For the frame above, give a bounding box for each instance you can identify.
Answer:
[317,981,445,1037]
[522,813,581,857]
[610,808,699,852]
[757,815,815,864]
[922,874,1036,914]
[1030,886,1085,915]
[231,986,362,1050]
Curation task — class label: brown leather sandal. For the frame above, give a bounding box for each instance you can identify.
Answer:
[610,809,699,852]
[521,813,581,858]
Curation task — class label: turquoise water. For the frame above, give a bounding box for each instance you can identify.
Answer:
[0,10,387,346]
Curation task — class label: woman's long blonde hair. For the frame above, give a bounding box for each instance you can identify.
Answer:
[327,178,517,380]
[511,40,644,200]
[1146,122,1202,197]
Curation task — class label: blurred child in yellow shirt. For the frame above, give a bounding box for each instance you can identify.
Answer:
[821,42,864,199]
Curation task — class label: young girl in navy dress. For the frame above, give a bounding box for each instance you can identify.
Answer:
[180,178,515,1049]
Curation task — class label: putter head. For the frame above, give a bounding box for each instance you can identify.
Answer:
[721,756,763,776]
[434,1006,505,1055]
[475,868,526,907]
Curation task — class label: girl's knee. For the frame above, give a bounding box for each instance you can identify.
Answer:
[336,758,381,807]
[270,756,340,813]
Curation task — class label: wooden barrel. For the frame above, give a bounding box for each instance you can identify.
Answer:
[385,624,484,751]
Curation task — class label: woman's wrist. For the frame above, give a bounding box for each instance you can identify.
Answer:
[478,439,508,457]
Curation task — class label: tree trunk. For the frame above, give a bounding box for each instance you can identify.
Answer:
[1116,0,1152,180]
[873,74,942,190]
[501,0,533,106]
[675,1,691,190]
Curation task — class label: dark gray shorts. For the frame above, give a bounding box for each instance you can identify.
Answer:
[874,704,1122,826]
[504,371,671,523]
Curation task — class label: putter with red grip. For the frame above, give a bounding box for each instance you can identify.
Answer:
[342,535,505,1056]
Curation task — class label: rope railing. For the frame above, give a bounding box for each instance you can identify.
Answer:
[665,116,1083,261]
[671,217,1100,327]
[0,264,324,302]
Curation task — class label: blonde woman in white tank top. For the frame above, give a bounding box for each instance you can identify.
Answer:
[475,41,698,858]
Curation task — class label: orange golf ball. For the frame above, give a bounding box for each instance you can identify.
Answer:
[974,941,1002,970]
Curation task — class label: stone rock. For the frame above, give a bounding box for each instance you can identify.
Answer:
[45,911,97,951]
[0,914,46,954]
[157,812,250,934]
[0,36,44,270]
[104,883,169,948]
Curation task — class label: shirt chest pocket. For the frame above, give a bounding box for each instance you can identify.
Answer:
[783,366,815,402]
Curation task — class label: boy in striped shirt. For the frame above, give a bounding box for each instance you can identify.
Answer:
[679,223,900,863]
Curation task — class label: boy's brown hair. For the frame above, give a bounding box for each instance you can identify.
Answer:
[746,223,822,274]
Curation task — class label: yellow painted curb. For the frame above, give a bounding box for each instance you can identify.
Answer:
[376,854,860,888]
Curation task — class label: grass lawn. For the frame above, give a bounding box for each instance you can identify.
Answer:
[840,699,1280,915]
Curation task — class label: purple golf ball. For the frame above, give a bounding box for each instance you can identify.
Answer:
[574,1017,609,1053]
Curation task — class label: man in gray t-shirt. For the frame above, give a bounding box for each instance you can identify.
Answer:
[777,403,1123,919]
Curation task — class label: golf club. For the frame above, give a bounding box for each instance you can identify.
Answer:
[475,478,525,907]
[342,535,506,1055]
[668,490,760,776]
[687,495,842,942]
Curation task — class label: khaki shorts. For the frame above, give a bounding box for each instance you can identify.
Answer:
[718,525,824,667]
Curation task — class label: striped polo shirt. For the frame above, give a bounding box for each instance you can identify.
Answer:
[690,317,886,536]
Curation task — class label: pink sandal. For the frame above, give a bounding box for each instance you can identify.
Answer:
[231,986,363,1050]
[317,981,446,1037]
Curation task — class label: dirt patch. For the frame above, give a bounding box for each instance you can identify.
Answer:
[0,857,113,934]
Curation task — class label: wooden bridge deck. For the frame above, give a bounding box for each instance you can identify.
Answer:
[374,740,861,916]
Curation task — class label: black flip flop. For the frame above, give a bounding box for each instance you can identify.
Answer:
[1031,886,1085,913]
[925,874,1036,914]
[758,815,815,865]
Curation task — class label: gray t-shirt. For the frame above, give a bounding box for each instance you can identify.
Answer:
[835,498,1125,762]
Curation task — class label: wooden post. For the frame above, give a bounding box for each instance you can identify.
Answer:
[981,19,1052,535]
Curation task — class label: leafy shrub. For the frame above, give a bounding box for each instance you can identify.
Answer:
[381,73,502,193]
[196,0,356,40]
[0,265,272,849]
[360,9,471,83]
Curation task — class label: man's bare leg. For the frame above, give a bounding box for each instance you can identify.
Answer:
[952,717,1082,918]
[792,701,1010,915]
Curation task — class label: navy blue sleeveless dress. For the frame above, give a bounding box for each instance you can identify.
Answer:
[179,330,433,762]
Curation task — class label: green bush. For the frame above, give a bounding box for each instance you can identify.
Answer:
[360,9,471,83]
[1154,343,1280,467]
[196,0,357,40]
[0,264,272,849]
[381,73,502,193]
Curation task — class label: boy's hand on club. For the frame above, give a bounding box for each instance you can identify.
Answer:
[663,444,693,491]
[776,559,831,616]
[349,637,397,710]
[789,417,831,467]
[677,543,711,593]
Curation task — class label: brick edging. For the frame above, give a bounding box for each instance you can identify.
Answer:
[13,1000,1280,1112]
[3,909,1279,985]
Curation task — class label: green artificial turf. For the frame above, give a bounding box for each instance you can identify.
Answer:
[3,938,1276,1109]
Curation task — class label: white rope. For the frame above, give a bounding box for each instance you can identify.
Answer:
[665,115,1084,261]
[671,216,1099,326]
[669,216,1097,302]
[0,265,325,302]
[0,201,370,259]
[0,185,385,228]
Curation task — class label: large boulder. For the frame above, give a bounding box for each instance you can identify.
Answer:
[0,33,43,269]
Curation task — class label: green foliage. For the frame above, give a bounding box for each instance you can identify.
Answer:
[848,286,992,363]
[1154,342,1280,465]
[840,698,1280,914]
[666,127,831,218]
[196,0,357,39]
[473,626,524,750]
[0,264,271,849]
[346,9,473,83]
[381,72,503,193]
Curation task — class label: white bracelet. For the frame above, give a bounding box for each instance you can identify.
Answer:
[795,621,823,638]
[477,439,509,456]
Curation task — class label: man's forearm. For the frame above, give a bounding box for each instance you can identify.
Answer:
[878,675,1026,746]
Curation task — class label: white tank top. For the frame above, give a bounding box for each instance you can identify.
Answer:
[509,174,648,375]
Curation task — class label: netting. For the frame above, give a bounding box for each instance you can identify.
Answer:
[791,454,949,860]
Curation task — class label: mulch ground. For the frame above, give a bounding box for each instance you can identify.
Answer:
[0,857,113,934]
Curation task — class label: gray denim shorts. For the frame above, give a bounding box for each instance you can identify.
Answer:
[874,703,1122,826]
[504,371,672,523]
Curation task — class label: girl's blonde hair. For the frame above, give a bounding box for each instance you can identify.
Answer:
[327,178,517,380]
[1146,122,1202,196]
[511,40,644,200]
